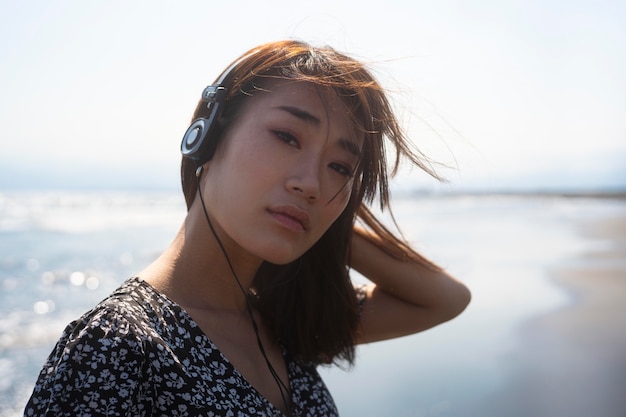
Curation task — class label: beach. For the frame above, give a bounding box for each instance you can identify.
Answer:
[477,205,626,417]
[1,191,625,416]
[321,193,626,417]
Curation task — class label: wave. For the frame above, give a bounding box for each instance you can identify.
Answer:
[0,191,186,233]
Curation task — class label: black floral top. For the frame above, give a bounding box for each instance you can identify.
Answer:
[24,277,339,416]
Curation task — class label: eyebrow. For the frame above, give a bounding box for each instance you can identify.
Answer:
[275,105,362,157]
[339,138,362,158]
[275,105,321,125]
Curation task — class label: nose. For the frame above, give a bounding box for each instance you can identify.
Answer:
[286,161,321,201]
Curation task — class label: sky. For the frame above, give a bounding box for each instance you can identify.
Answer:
[1,0,625,192]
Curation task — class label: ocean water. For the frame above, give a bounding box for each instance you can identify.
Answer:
[1,190,624,416]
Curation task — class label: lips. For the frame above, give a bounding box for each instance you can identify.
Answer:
[268,205,311,232]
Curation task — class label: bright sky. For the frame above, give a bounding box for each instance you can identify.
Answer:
[1,0,625,191]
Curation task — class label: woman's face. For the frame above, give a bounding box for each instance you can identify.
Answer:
[200,80,362,265]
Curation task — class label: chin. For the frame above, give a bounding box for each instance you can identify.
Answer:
[256,244,307,266]
[248,233,316,265]
[262,252,302,266]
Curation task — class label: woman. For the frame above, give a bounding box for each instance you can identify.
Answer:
[25,40,470,416]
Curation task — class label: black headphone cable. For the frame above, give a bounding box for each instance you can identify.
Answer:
[195,166,294,417]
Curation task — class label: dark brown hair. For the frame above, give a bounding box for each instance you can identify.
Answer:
[181,40,441,365]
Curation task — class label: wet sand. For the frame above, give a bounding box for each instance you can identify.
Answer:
[478,206,626,416]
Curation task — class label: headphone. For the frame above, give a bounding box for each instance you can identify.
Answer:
[180,54,251,162]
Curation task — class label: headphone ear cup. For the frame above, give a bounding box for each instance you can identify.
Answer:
[181,94,226,162]
[181,119,210,161]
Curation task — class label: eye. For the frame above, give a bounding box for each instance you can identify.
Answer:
[273,130,300,148]
[329,162,354,178]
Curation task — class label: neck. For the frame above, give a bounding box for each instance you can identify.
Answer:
[140,201,263,314]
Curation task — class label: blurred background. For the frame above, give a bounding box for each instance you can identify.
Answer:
[1,1,625,416]
[2,0,624,192]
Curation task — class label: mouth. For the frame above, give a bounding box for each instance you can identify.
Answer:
[267,205,311,232]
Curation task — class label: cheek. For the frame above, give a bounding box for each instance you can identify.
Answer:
[327,180,354,211]
[319,187,353,231]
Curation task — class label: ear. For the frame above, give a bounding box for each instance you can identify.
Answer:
[195,162,213,184]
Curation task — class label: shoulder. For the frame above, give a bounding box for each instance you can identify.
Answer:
[24,278,162,416]
[62,277,158,345]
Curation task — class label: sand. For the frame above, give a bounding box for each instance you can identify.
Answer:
[476,202,626,417]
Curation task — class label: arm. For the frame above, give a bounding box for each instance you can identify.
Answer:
[350,228,470,344]
[25,309,150,417]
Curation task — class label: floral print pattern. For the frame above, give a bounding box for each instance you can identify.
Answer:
[25,277,339,416]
